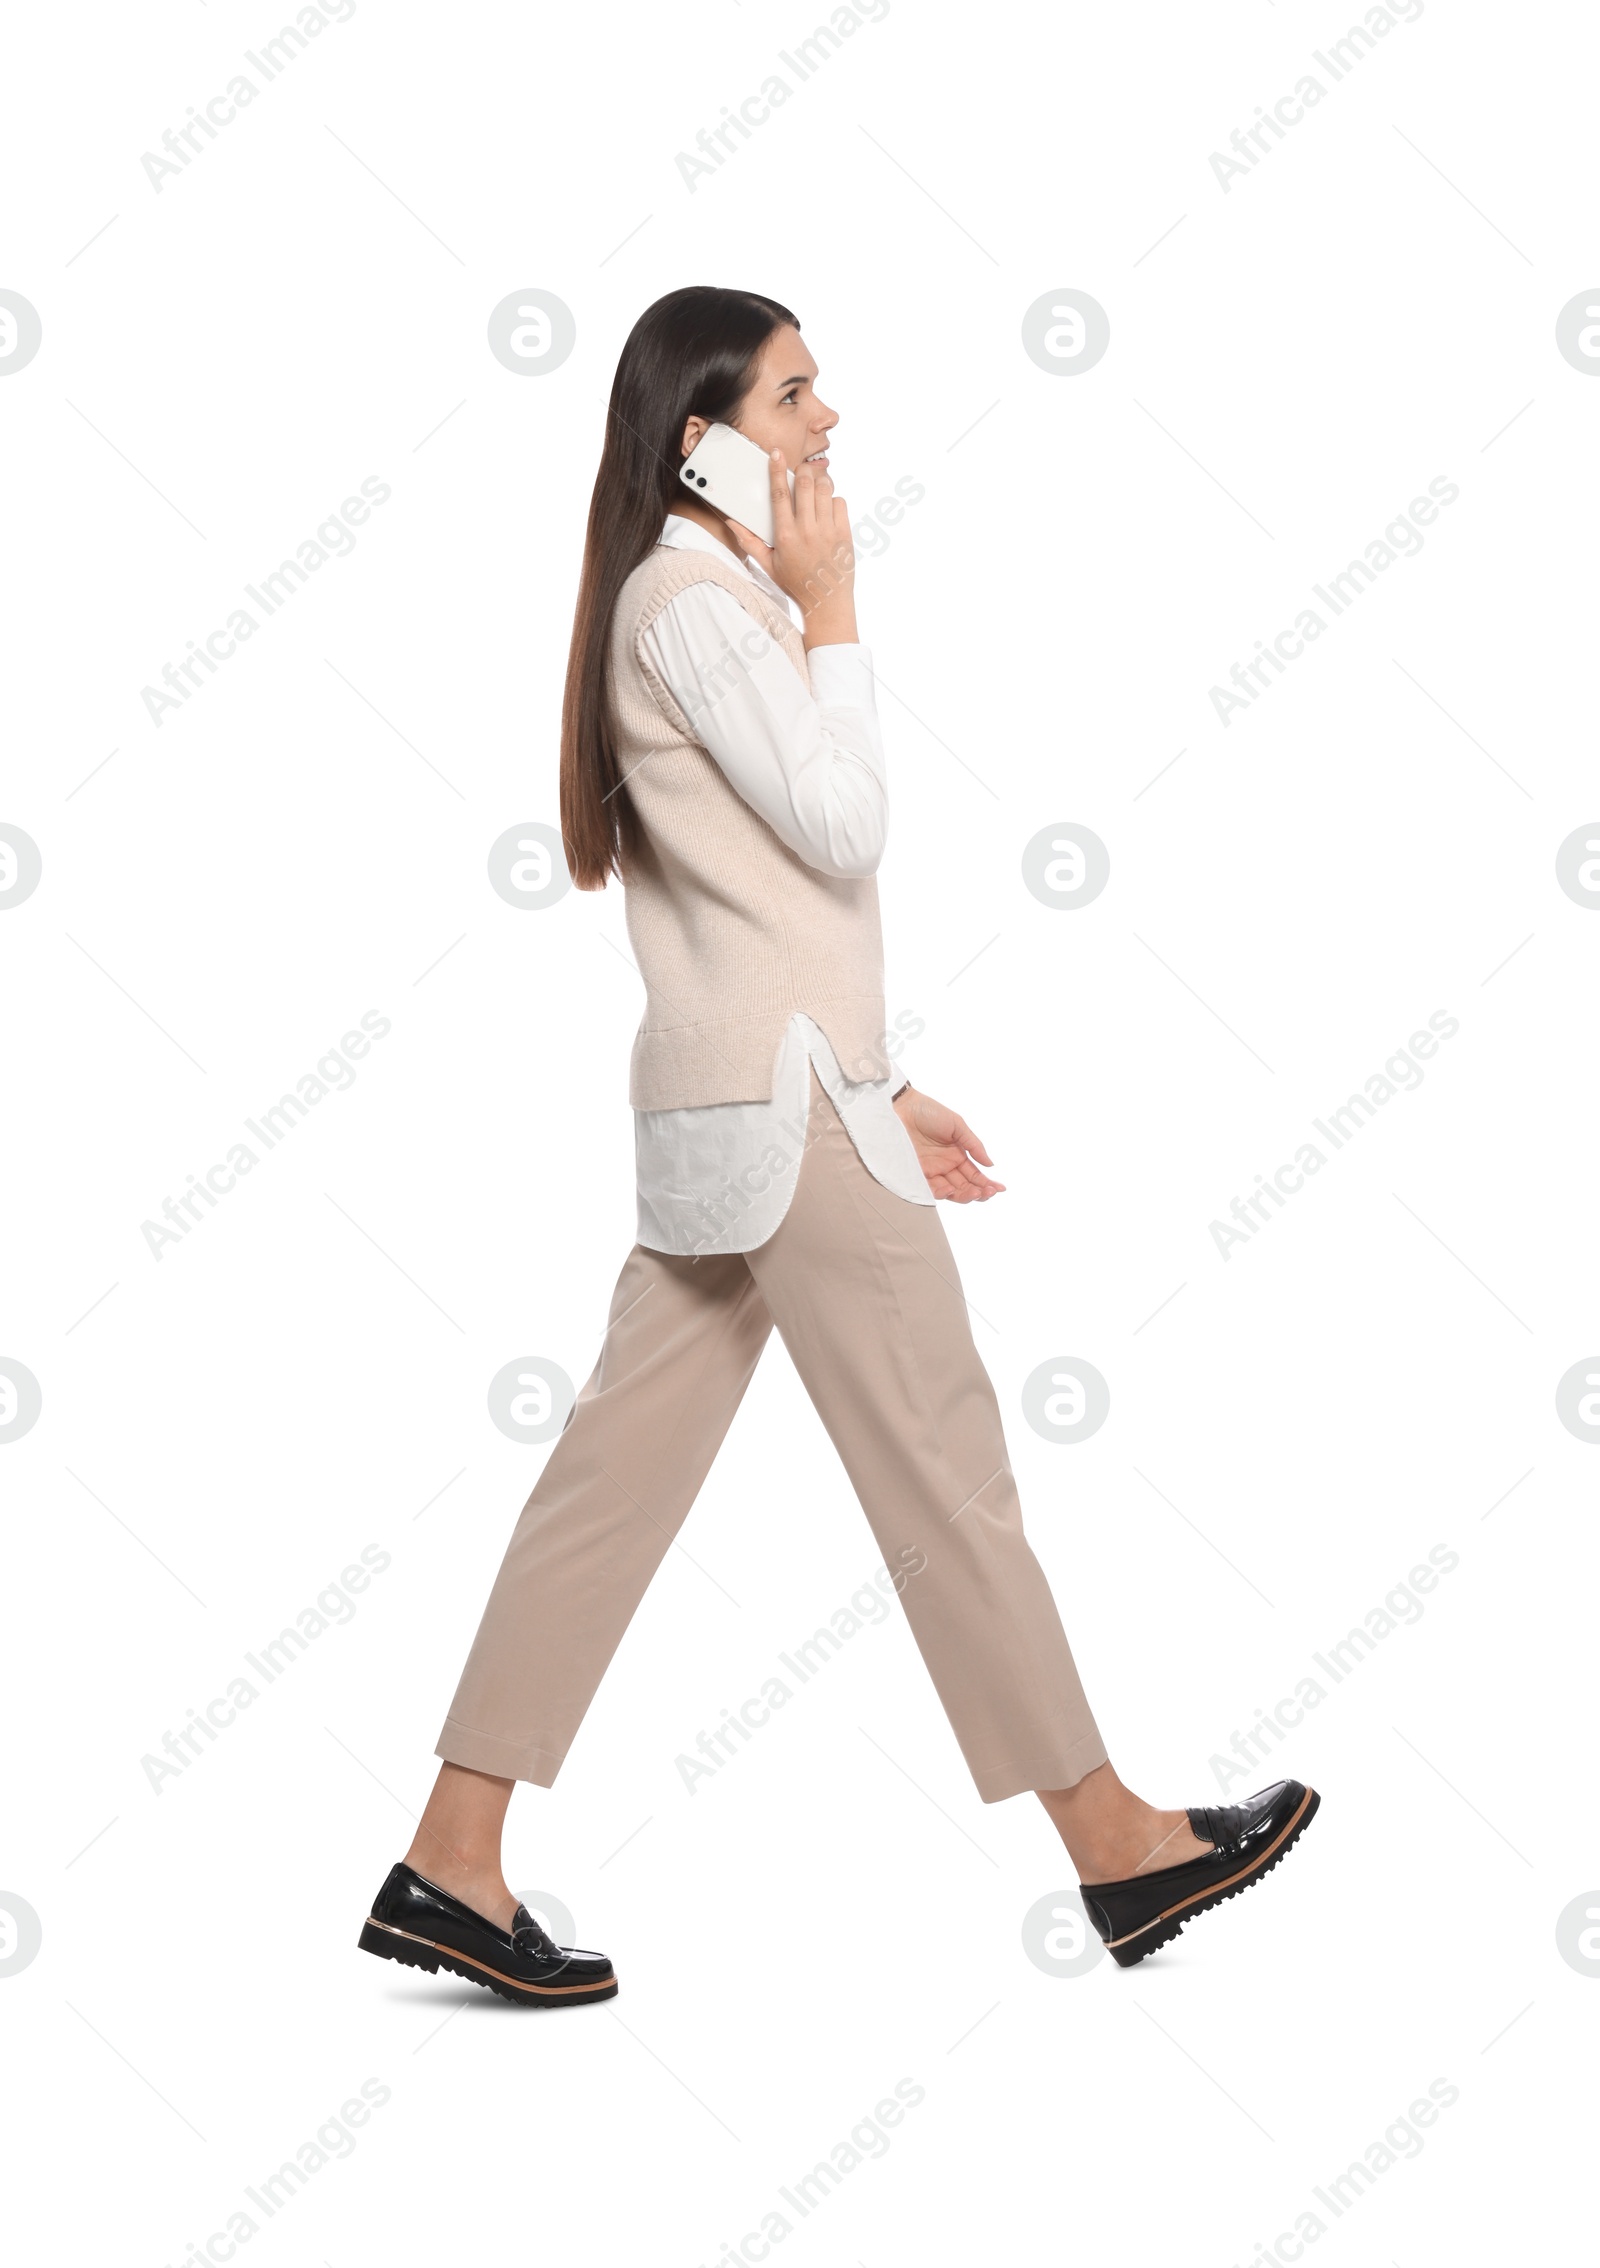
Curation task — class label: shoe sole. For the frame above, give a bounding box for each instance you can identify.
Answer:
[358,1917,619,2006]
[1103,1785,1321,1968]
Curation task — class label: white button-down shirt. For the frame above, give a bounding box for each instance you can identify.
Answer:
[631,516,932,1257]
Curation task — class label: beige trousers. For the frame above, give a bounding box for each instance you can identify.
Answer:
[437,1069,1109,1803]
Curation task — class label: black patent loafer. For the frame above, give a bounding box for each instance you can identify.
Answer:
[1079,1779,1320,1967]
[359,1862,618,2006]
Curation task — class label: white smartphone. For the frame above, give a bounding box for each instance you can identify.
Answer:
[677,421,794,547]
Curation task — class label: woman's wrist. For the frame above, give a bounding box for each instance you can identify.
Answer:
[802,589,859,649]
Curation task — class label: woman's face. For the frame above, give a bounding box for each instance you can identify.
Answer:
[683,324,839,475]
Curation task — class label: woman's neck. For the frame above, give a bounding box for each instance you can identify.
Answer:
[668,497,745,560]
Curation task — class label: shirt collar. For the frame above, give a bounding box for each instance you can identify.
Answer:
[659,513,793,617]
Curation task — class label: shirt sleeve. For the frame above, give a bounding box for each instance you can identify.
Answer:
[637,577,888,879]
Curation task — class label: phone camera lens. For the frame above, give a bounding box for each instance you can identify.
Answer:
[696,475,708,487]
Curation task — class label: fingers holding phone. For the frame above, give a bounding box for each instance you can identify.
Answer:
[761,447,856,628]
[682,421,855,639]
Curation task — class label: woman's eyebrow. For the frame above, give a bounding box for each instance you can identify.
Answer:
[773,372,812,390]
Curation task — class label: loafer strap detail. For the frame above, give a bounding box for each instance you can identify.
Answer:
[1187,1803,1247,1858]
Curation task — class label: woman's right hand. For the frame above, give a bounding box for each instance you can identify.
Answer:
[893,1085,1007,1202]
[726,450,858,646]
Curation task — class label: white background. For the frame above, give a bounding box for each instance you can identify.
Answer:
[2,1,1595,2261]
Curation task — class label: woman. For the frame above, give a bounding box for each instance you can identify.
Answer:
[357,286,1319,2003]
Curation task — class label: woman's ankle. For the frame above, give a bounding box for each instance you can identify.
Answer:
[1037,1765,1207,1882]
[403,1835,517,1926]
[404,1826,499,1889]
[402,1762,518,1915]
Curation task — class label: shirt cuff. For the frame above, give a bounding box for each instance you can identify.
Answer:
[805,642,876,708]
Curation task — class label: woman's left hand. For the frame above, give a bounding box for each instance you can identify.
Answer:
[892,1086,1006,1202]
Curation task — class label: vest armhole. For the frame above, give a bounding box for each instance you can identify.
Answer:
[629,562,793,739]
[631,622,699,741]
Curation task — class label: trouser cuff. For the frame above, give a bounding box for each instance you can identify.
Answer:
[973,1727,1110,1804]
[435,1717,564,1787]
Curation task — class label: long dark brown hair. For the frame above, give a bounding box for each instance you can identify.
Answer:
[560,285,799,890]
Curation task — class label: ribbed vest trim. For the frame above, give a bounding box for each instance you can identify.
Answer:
[609,544,890,1110]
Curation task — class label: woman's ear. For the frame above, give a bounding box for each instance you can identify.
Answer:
[680,413,710,461]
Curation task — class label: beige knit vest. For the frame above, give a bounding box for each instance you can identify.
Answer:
[609,542,890,1110]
